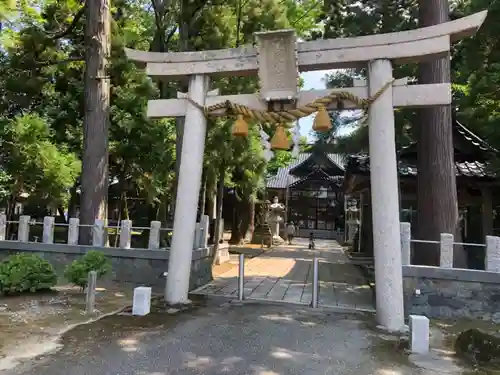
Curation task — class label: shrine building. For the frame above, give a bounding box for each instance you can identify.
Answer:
[266,148,346,239]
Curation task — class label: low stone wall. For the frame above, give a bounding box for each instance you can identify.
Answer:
[0,241,214,293]
[403,265,500,321]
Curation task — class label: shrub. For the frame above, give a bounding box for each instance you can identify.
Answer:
[0,253,57,294]
[64,251,112,289]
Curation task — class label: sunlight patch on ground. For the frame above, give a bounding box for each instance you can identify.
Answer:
[259,314,296,323]
[117,338,139,352]
[219,258,296,278]
[375,369,404,375]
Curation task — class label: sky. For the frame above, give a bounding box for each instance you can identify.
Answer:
[299,70,354,142]
[300,70,328,141]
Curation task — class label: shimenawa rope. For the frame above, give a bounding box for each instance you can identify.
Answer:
[185,78,395,126]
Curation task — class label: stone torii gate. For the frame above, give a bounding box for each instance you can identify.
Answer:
[126,11,487,332]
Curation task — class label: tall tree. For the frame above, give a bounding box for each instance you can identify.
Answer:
[80,0,111,243]
[415,0,466,267]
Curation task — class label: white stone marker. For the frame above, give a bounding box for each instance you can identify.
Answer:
[68,217,80,245]
[18,215,30,242]
[42,216,55,244]
[409,315,430,354]
[439,233,454,268]
[132,286,152,316]
[165,75,210,304]
[367,59,405,332]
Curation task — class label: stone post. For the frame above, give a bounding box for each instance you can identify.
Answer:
[18,215,30,242]
[439,233,454,268]
[148,221,161,249]
[119,220,132,249]
[42,216,55,244]
[0,214,6,241]
[367,59,405,332]
[486,235,500,272]
[193,223,202,250]
[86,271,97,314]
[400,222,411,266]
[92,219,105,247]
[166,75,210,304]
[68,218,80,245]
[200,215,209,248]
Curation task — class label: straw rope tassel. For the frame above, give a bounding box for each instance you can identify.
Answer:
[313,105,332,133]
[270,125,290,150]
[232,114,249,136]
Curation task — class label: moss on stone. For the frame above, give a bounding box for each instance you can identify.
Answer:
[455,328,500,364]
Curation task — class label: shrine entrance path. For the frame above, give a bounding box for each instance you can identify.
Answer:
[192,238,375,312]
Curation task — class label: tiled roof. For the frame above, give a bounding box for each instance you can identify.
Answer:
[267,153,346,189]
[455,121,497,153]
[289,169,344,188]
[399,120,497,159]
[347,121,498,179]
[346,154,497,179]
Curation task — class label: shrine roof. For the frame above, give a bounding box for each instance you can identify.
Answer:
[346,121,498,180]
[289,168,344,188]
[345,154,496,179]
[399,119,497,161]
[267,153,345,189]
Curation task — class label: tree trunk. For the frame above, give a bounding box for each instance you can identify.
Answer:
[79,0,111,245]
[6,190,17,240]
[229,194,244,245]
[212,163,225,263]
[246,197,256,241]
[415,0,466,268]
[67,181,78,219]
[57,206,66,222]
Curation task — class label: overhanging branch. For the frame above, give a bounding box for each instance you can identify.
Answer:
[47,5,86,40]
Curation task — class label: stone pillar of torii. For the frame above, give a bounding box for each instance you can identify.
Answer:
[126,11,487,332]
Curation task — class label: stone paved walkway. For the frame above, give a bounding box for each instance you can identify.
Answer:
[192,238,375,312]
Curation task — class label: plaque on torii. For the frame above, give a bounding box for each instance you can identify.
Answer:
[126,11,487,330]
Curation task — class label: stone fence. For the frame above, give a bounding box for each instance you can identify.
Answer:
[0,215,214,292]
[400,222,500,321]
[0,214,210,250]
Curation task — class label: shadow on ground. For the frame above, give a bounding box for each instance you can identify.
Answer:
[5,295,478,375]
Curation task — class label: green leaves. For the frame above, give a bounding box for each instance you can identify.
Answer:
[0,253,58,294]
[0,113,80,207]
[64,250,112,289]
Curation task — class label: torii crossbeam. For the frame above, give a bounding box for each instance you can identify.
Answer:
[126,10,487,332]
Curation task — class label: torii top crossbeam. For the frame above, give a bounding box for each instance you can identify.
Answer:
[126,11,486,76]
[125,11,487,119]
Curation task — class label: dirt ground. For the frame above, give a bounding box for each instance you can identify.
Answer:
[0,283,133,370]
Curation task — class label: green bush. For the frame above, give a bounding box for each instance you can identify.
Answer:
[0,253,58,294]
[64,251,112,289]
